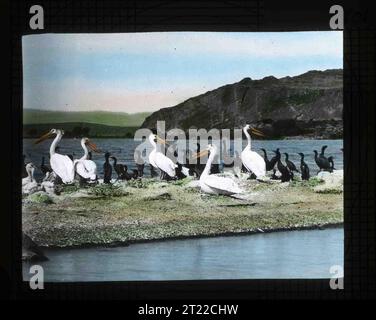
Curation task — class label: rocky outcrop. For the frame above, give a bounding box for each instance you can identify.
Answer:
[141,69,343,139]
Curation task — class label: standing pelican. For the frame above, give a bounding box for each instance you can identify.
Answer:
[148,133,176,179]
[22,163,39,195]
[34,129,75,184]
[74,137,100,182]
[241,124,266,178]
[195,144,243,196]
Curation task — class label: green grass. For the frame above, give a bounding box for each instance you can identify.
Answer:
[23,179,343,247]
[23,109,151,127]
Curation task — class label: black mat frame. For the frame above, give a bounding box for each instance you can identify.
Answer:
[2,0,376,300]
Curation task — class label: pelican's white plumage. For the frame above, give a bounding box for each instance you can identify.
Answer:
[74,137,98,181]
[35,129,75,184]
[148,133,176,178]
[199,145,243,195]
[22,163,40,195]
[241,124,266,178]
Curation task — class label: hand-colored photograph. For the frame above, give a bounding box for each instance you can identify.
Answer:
[22,32,343,281]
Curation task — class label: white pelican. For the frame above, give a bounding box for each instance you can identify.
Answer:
[22,163,39,195]
[195,144,243,196]
[34,129,75,184]
[148,133,177,178]
[241,124,266,178]
[74,137,100,181]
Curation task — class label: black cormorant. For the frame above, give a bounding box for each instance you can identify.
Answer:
[284,153,299,173]
[40,156,52,175]
[103,152,112,183]
[111,156,131,180]
[328,156,335,172]
[298,153,310,180]
[268,148,279,170]
[274,149,292,182]
[260,148,274,171]
[313,150,331,172]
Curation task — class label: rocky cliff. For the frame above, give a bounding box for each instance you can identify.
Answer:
[141,69,343,139]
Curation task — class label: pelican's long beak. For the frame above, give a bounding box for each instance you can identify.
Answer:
[86,141,101,153]
[34,131,53,144]
[193,150,209,159]
[156,136,169,145]
[250,127,265,137]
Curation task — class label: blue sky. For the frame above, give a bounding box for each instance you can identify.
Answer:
[23,31,343,113]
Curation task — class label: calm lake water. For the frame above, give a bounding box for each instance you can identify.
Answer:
[23,138,343,180]
[23,228,343,282]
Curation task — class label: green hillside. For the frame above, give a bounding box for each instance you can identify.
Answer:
[23,109,151,127]
[23,123,139,138]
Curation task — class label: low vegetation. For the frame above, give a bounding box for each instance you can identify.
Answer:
[22,177,343,248]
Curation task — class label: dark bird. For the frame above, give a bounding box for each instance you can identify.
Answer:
[111,156,132,180]
[132,169,139,179]
[298,153,310,180]
[175,163,188,180]
[314,150,331,172]
[261,148,275,171]
[150,164,158,178]
[328,156,336,172]
[268,148,279,170]
[103,152,112,184]
[284,153,299,173]
[40,156,52,175]
[320,145,328,157]
[274,149,292,182]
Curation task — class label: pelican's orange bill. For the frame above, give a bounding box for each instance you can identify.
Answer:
[86,141,101,153]
[250,127,265,137]
[193,149,209,159]
[34,131,52,144]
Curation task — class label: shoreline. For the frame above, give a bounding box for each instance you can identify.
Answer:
[39,222,344,251]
